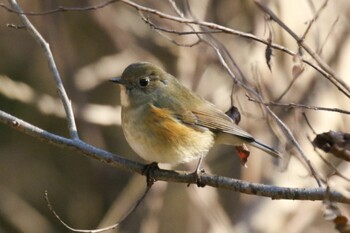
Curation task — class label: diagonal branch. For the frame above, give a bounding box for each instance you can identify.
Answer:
[247,98,350,115]
[300,0,328,42]
[8,0,79,139]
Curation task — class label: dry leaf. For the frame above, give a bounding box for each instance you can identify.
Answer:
[225,105,241,125]
[265,43,272,71]
[235,144,250,167]
[313,131,350,161]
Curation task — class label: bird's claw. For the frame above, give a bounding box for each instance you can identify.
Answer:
[142,162,159,187]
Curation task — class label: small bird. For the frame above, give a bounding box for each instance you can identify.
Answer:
[111,62,279,169]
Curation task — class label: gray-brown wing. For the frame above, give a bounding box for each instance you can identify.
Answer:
[177,102,255,141]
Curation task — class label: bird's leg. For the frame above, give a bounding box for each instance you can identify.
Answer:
[195,155,205,174]
[142,162,159,187]
[189,154,206,187]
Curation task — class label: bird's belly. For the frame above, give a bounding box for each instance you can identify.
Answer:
[122,106,215,164]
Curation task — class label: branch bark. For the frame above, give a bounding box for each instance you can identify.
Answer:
[0,110,349,204]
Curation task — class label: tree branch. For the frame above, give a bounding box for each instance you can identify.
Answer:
[247,97,350,115]
[0,110,349,204]
[300,0,328,42]
[8,0,79,139]
[1,0,118,15]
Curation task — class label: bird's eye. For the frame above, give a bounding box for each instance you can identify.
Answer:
[139,77,150,87]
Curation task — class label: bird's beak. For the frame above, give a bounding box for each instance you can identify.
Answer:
[109,77,126,85]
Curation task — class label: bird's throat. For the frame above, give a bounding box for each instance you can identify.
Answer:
[119,86,130,107]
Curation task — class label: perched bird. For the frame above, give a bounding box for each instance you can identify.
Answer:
[111,62,279,169]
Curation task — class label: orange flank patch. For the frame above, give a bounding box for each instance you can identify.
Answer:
[148,105,196,141]
[129,104,215,163]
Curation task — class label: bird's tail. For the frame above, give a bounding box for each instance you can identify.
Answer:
[250,140,280,158]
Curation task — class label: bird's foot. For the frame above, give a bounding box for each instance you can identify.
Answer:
[189,156,206,187]
[142,162,159,187]
[187,167,206,188]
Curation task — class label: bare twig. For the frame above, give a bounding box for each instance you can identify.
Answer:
[302,112,317,135]
[307,136,350,182]
[318,16,340,55]
[8,0,79,139]
[247,97,350,115]
[264,105,323,186]
[1,0,118,15]
[139,12,201,47]
[300,0,328,42]
[140,17,221,36]
[319,153,350,182]
[305,0,321,49]
[45,185,151,233]
[274,75,299,102]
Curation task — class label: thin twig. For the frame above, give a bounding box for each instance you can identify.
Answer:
[266,107,323,186]
[1,0,118,15]
[139,12,201,47]
[45,185,151,233]
[247,97,350,115]
[318,16,339,55]
[319,153,350,182]
[307,136,350,182]
[300,0,328,42]
[140,15,221,35]
[305,0,321,49]
[274,75,299,102]
[302,112,317,135]
[8,0,79,139]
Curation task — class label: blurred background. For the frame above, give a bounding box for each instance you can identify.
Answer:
[0,0,350,232]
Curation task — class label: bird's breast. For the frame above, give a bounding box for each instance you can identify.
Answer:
[121,104,215,164]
